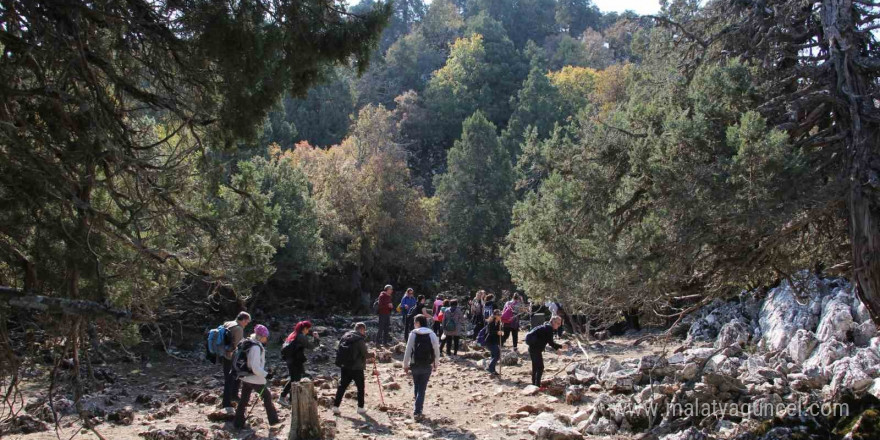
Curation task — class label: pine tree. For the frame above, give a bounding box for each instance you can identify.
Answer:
[434,111,515,287]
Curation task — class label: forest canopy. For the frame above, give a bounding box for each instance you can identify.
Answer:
[2,0,880,342]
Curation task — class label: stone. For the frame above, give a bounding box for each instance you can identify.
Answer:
[376,351,393,363]
[522,385,540,396]
[786,329,819,364]
[602,369,639,393]
[715,318,750,348]
[528,413,583,440]
[853,321,877,347]
[565,385,584,404]
[678,363,699,381]
[500,353,520,366]
[803,339,850,372]
[585,417,618,435]
[385,382,401,391]
[758,276,822,351]
[570,411,589,426]
[598,358,621,378]
[659,427,709,440]
[815,295,855,343]
[107,406,135,425]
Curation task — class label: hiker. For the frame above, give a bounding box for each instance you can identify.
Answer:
[376,285,394,346]
[405,295,427,337]
[485,309,503,376]
[483,293,496,320]
[431,294,445,335]
[399,288,417,331]
[278,321,320,407]
[501,293,523,351]
[545,301,563,337]
[470,290,485,339]
[233,325,280,429]
[525,316,564,387]
[221,312,250,414]
[333,322,370,415]
[403,315,440,420]
[436,299,449,352]
[440,299,464,356]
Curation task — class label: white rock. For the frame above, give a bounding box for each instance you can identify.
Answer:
[522,385,540,396]
[816,296,855,343]
[786,329,818,364]
[758,276,822,351]
[598,358,621,378]
[528,413,583,440]
[570,411,589,426]
[853,321,877,347]
[585,417,617,435]
[659,427,709,440]
[803,340,850,372]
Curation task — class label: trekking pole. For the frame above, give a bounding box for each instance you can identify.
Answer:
[372,356,386,407]
[245,384,267,420]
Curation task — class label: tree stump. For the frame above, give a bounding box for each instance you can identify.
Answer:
[288,379,322,440]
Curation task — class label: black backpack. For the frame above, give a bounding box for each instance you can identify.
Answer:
[335,336,357,368]
[281,337,301,363]
[232,339,262,377]
[411,333,434,367]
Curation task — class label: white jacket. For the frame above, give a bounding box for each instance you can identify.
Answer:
[240,337,268,385]
[403,327,440,368]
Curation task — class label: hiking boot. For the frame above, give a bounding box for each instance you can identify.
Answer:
[277,396,290,408]
[332,407,341,416]
[357,407,367,415]
[413,413,424,421]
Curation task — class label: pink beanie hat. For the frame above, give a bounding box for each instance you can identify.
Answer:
[254,324,269,338]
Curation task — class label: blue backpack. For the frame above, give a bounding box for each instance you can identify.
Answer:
[206,324,230,362]
[483,303,494,320]
[476,326,489,346]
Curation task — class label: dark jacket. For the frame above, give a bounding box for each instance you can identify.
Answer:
[378,291,394,315]
[407,302,427,320]
[527,323,562,353]
[282,333,319,364]
[486,320,502,346]
[338,331,368,370]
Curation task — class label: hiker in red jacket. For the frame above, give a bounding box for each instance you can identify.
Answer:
[376,285,394,346]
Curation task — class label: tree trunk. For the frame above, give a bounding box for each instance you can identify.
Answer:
[288,379,322,440]
[821,0,880,324]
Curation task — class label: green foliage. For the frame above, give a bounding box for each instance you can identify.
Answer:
[501,67,568,160]
[434,112,515,287]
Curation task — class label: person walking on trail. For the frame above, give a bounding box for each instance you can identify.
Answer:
[440,299,464,356]
[545,301,564,337]
[485,309,503,376]
[525,316,564,388]
[233,325,280,429]
[333,322,370,416]
[482,293,497,320]
[436,299,450,353]
[278,321,319,407]
[399,288,417,331]
[470,290,485,339]
[431,294,445,335]
[501,293,523,352]
[405,295,428,338]
[376,285,394,346]
[221,312,250,414]
[403,315,440,420]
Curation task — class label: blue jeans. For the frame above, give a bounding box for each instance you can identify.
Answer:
[487,344,500,373]
[412,367,431,415]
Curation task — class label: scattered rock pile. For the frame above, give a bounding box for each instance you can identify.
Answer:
[528,274,880,439]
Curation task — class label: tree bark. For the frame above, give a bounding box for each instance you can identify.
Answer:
[0,286,141,321]
[288,379,322,440]
[821,0,880,324]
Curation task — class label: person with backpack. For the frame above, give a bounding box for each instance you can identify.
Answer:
[501,293,523,351]
[440,299,464,356]
[278,321,320,407]
[233,324,280,429]
[436,299,450,353]
[525,316,564,387]
[333,322,370,415]
[470,290,485,339]
[482,293,496,321]
[376,285,394,346]
[216,312,250,414]
[403,315,440,420]
[399,288,417,330]
[485,309,503,376]
[431,294,445,335]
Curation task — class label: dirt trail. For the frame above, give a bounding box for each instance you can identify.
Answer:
[10,322,662,440]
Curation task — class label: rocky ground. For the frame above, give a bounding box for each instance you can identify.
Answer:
[4,273,880,440]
